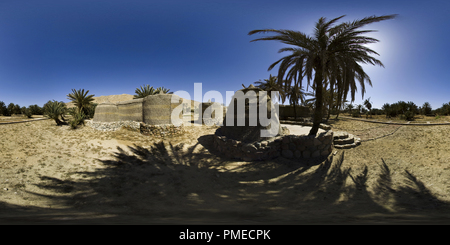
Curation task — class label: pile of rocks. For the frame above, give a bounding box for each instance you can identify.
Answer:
[85,120,141,132]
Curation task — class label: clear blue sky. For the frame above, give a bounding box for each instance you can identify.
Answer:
[0,0,449,110]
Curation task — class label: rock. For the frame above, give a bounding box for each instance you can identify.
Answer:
[282,149,294,158]
[312,150,321,158]
[303,150,311,158]
[242,143,257,153]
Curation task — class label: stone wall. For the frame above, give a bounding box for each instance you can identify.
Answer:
[93,94,183,126]
[86,120,184,138]
[213,129,333,161]
[140,123,185,138]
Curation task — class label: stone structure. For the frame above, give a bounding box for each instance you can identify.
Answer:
[213,128,333,161]
[212,84,334,161]
[93,94,183,125]
[91,94,184,137]
[217,84,283,143]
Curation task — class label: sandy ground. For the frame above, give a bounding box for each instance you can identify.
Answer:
[1,116,450,224]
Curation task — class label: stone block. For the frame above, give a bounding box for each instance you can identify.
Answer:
[312,150,321,158]
[313,138,322,146]
[303,150,311,158]
[282,149,294,158]
[294,150,301,158]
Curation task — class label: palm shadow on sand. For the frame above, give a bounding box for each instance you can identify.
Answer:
[4,135,450,224]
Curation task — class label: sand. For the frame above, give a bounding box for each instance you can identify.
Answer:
[1,116,450,224]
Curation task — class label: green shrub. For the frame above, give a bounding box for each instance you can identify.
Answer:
[400,111,415,121]
[68,109,86,129]
[352,111,360,117]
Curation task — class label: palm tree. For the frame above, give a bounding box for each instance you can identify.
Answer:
[43,100,67,126]
[249,14,396,135]
[364,97,372,118]
[254,74,286,103]
[67,89,95,115]
[134,85,156,99]
[155,86,172,94]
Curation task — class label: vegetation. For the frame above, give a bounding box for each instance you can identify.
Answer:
[249,14,396,135]
[67,89,95,115]
[134,85,172,99]
[43,100,67,126]
[254,74,286,103]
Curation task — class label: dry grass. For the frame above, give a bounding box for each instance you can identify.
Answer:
[1,118,450,224]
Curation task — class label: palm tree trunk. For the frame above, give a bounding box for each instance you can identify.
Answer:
[309,70,323,136]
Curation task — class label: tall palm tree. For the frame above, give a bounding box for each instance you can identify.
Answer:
[249,14,396,135]
[67,89,95,115]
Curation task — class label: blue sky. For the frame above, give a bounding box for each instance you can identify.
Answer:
[0,0,449,110]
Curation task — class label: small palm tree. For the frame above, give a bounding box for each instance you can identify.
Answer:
[134,85,156,99]
[364,97,372,118]
[254,74,286,103]
[44,100,67,126]
[67,89,95,115]
[155,86,171,94]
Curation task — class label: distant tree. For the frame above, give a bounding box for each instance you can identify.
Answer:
[0,101,7,116]
[421,102,432,115]
[29,104,43,115]
[7,103,15,115]
[364,97,372,118]
[21,106,32,118]
[254,74,286,103]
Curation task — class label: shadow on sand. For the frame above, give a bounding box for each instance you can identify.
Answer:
[2,135,450,224]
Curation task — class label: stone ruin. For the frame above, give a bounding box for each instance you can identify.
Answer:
[212,84,334,161]
[91,93,185,137]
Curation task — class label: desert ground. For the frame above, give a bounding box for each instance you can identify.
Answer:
[1,115,450,224]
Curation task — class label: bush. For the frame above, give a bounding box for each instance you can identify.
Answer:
[69,109,86,129]
[352,111,360,117]
[402,111,415,121]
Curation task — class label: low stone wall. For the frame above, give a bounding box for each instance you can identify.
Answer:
[213,128,333,161]
[86,120,141,132]
[140,123,185,137]
[86,120,184,138]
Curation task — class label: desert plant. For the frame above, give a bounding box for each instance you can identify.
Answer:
[43,100,67,126]
[155,86,171,94]
[249,14,396,135]
[67,89,95,115]
[69,110,86,129]
[134,85,156,99]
